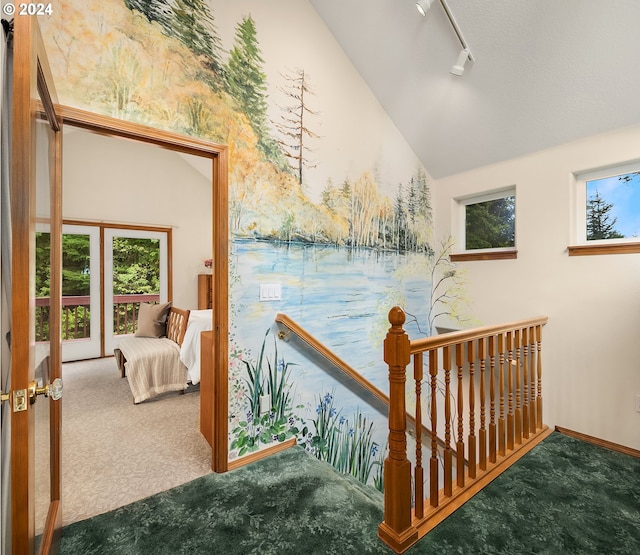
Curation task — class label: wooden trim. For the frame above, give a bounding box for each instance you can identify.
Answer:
[409,316,548,354]
[412,427,552,540]
[11,14,38,554]
[567,242,640,256]
[57,106,230,473]
[450,250,517,262]
[555,427,640,458]
[275,312,389,406]
[212,147,230,473]
[47,103,63,513]
[227,438,297,471]
[36,500,61,555]
[58,105,226,157]
[100,226,105,358]
[274,312,448,451]
[63,219,172,233]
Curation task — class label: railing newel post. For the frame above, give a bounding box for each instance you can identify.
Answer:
[378,306,418,552]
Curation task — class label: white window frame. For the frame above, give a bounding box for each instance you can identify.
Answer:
[572,161,640,246]
[104,228,169,355]
[453,186,517,255]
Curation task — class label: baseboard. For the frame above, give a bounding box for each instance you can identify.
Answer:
[555,426,640,458]
[227,438,298,471]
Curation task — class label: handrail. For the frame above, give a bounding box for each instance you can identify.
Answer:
[410,315,548,353]
[274,312,450,454]
[274,312,389,407]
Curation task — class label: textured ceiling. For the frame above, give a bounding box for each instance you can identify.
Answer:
[309,0,640,179]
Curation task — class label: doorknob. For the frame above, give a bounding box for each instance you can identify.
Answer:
[28,377,63,404]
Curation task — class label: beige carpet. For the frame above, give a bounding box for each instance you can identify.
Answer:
[35,357,212,532]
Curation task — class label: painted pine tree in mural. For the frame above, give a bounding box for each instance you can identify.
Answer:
[171,0,225,86]
[124,0,172,28]
[275,68,320,186]
[226,15,280,161]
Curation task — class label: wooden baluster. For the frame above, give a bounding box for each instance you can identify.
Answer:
[429,350,439,508]
[514,329,522,445]
[467,340,476,479]
[414,352,424,518]
[529,326,537,434]
[83,305,88,338]
[536,324,543,430]
[522,328,530,439]
[506,331,515,451]
[478,337,487,471]
[455,343,465,488]
[64,307,70,340]
[36,308,41,341]
[488,335,497,463]
[380,307,414,541]
[133,303,138,334]
[443,345,453,497]
[498,333,506,457]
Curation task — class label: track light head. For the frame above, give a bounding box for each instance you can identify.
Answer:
[416,0,434,17]
[450,48,470,76]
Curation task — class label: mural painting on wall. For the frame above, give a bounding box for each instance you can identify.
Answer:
[41,0,472,486]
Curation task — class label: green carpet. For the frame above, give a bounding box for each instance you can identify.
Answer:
[60,432,640,554]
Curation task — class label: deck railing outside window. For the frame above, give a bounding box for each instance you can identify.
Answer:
[35,293,160,341]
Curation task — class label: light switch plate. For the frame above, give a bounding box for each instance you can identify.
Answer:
[259,284,282,301]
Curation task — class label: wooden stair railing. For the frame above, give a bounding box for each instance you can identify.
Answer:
[274,313,451,455]
[378,307,551,554]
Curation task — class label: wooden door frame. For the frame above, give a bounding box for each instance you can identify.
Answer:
[56,105,230,472]
[11,14,62,554]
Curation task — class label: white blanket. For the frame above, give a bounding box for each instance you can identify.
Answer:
[179,309,213,385]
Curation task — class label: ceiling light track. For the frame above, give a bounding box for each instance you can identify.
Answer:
[416,0,475,75]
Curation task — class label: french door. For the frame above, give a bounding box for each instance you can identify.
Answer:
[59,225,100,362]
[55,225,168,361]
[6,15,63,554]
[103,228,169,356]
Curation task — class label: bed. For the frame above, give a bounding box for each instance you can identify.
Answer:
[115,305,190,404]
[179,309,213,385]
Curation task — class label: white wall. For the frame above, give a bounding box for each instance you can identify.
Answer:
[62,128,212,309]
[434,124,640,450]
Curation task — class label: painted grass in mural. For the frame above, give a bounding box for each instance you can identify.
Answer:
[229,328,385,489]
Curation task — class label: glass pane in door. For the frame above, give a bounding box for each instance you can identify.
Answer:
[104,229,168,355]
[61,225,101,362]
[112,237,161,335]
[34,113,53,539]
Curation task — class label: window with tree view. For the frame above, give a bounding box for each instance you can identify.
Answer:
[585,170,640,241]
[464,194,515,250]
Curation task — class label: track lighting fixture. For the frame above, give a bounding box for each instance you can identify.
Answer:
[415,0,434,17]
[417,0,475,76]
[450,48,470,76]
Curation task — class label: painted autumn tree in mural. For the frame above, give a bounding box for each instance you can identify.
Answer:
[41,0,473,485]
[46,0,435,253]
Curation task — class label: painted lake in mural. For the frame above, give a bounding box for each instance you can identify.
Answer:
[232,239,432,396]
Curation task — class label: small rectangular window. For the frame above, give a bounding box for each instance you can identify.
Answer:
[453,187,516,260]
[465,195,515,250]
[585,170,640,241]
[571,162,640,255]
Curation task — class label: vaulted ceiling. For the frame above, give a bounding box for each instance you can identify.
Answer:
[309,0,640,179]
